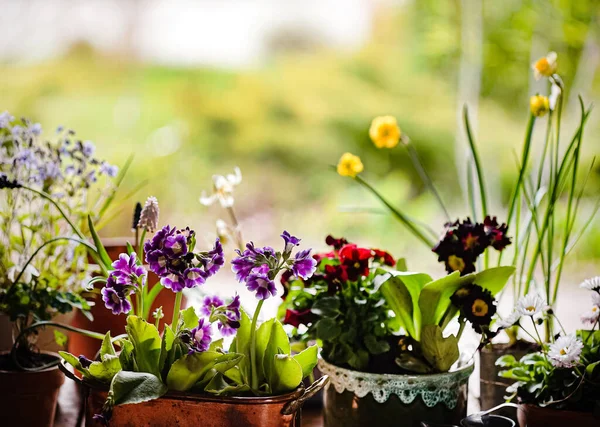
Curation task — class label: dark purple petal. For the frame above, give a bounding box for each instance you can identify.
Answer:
[281,230,301,252]
[146,250,169,276]
[164,234,188,258]
[189,318,213,353]
[78,355,93,369]
[144,225,176,254]
[231,256,256,282]
[161,272,186,292]
[183,267,205,289]
[101,285,131,315]
[201,239,225,277]
[292,249,317,280]
[245,264,277,300]
[200,295,225,317]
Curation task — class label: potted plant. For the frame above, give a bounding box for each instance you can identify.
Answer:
[333,50,596,414]
[279,234,515,426]
[497,277,600,426]
[58,218,326,426]
[0,113,124,426]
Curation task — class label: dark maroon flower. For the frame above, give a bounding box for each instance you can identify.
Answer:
[484,216,512,251]
[283,309,316,328]
[325,235,349,250]
[372,249,396,267]
[324,264,348,294]
[339,244,372,281]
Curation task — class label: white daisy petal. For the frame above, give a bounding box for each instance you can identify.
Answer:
[496,309,522,329]
[548,334,583,368]
[580,276,600,292]
[516,292,545,317]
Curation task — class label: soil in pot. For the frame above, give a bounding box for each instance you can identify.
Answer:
[0,351,65,427]
[479,341,537,420]
[517,403,600,427]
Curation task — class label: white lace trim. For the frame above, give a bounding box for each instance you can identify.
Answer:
[318,358,473,408]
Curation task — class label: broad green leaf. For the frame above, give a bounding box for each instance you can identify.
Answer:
[396,258,408,272]
[292,345,318,378]
[347,349,369,370]
[100,332,116,357]
[395,353,433,374]
[87,215,112,269]
[205,372,250,396]
[59,351,90,377]
[316,318,341,341]
[270,354,303,394]
[364,335,390,355]
[213,353,244,375]
[420,325,459,372]
[181,307,199,330]
[223,367,243,385]
[418,271,467,327]
[209,338,224,352]
[88,355,121,382]
[110,371,168,406]
[159,325,175,374]
[474,267,516,296]
[311,296,340,318]
[54,330,68,347]
[166,351,221,391]
[126,315,162,377]
[264,320,291,389]
[255,318,275,383]
[229,310,251,383]
[118,339,135,371]
[380,271,431,339]
[495,354,517,368]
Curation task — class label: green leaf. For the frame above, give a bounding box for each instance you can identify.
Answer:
[311,296,340,318]
[364,335,391,355]
[396,258,408,272]
[347,349,369,370]
[54,330,67,347]
[420,325,459,372]
[87,215,112,269]
[181,307,199,330]
[126,315,162,377]
[380,271,431,339]
[110,371,167,406]
[209,338,224,352]
[88,355,121,382]
[495,354,517,368]
[418,271,467,327]
[292,345,318,378]
[159,325,175,374]
[395,353,433,374]
[100,332,116,357]
[229,310,252,384]
[270,354,303,394]
[118,339,135,371]
[316,317,341,341]
[473,267,516,296]
[166,351,222,391]
[59,351,90,377]
[264,320,291,389]
[255,318,275,384]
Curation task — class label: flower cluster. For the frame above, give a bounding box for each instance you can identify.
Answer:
[232,231,316,300]
[200,294,241,337]
[450,284,497,333]
[432,216,511,275]
[101,253,147,315]
[144,225,224,292]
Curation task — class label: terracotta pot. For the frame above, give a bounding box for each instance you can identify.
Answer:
[0,351,65,427]
[69,239,182,359]
[319,358,473,427]
[479,341,537,421]
[59,360,329,427]
[517,403,600,427]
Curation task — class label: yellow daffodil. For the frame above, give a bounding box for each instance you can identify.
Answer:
[369,116,401,149]
[337,152,364,178]
[530,95,550,117]
[532,52,557,80]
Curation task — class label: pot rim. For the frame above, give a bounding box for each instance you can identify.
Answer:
[0,350,62,374]
[519,403,600,417]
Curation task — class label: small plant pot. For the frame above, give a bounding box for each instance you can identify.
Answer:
[319,358,473,427]
[60,360,328,427]
[0,351,65,427]
[517,404,600,427]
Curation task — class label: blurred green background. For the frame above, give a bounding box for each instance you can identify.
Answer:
[1,0,599,279]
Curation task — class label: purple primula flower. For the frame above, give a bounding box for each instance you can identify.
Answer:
[281,231,301,253]
[78,355,93,369]
[201,239,225,277]
[231,255,256,282]
[219,295,242,335]
[245,264,277,300]
[161,272,186,292]
[144,225,176,254]
[164,234,188,258]
[292,249,317,280]
[200,295,225,317]
[218,317,239,337]
[101,277,132,315]
[146,250,169,276]
[189,318,213,353]
[111,252,146,286]
[183,267,205,289]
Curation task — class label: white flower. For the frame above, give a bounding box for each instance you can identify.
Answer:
[549,83,561,111]
[216,219,231,244]
[516,292,545,317]
[7,264,40,284]
[532,51,558,80]
[496,309,522,329]
[199,167,242,208]
[580,276,600,292]
[548,334,583,368]
[138,196,160,233]
[581,292,600,325]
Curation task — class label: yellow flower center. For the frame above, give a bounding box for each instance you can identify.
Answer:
[526,306,536,312]
[535,58,550,74]
[559,348,567,356]
[448,255,465,272]
[463,233,479,249]
[337,153,364,178]
[472,299,489,317]
[593,306,599,312]
[455,287,470,298]
[369,116,401,149]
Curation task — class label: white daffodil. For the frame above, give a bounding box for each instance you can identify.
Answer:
[7,264,39,284]
[532,51,558,80]
[199,167,242,208]
[516,292,545,317]
[581,292,600,325]
[548,334,583,368]
[549,83,561,111]
[496,309,522,329]
[580,276,600,292]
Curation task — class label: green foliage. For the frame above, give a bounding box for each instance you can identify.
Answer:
[420,325,459,372]
[110,371,168,406]
[126,316,162,378]
[166,352,243,392]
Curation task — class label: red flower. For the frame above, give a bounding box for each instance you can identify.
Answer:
[280,269,294,300]
[325,235,349,250]
[339,244,372,281]
[483,216,511,251]
[372,249,395,267]
[283,309,316,328]
[323,264,348,294]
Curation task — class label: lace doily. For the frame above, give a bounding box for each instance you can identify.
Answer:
[318,358,473,408]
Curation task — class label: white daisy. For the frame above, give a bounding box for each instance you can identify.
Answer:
[580,276,600,292]
[199,167,242,208]
[496,309,522,329]
[581,292,600,325]
[516,292,545,317]
[548,334,583,368]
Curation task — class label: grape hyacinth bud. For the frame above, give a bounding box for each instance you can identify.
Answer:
[132,202,142,231]
[138,196,159,233]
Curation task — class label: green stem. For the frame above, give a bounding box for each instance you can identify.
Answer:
[530,316,544,349]
[456,320,467,342]
[354,175,435,248]
[171,292,183,330]
[250,299,265,392]
[463,106,488,220]
[144,283,165,320]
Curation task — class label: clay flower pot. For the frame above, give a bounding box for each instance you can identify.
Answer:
[318,358,474,427]
[60,361,328,427]
[0,351,65,427]
[517,404,600,427]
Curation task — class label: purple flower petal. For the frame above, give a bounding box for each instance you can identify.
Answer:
[292,249,317,279]
[281,230,301,253]
[245,264,277,300]
[201,239,225,277]
[189,318,213,353]
[200,295,225,317]
[146,250,169,276]
[164,234,188,258]
[183,267,205,289]
[161,272,186,292]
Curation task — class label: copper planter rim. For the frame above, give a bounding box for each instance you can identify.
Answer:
[0,350,62,374]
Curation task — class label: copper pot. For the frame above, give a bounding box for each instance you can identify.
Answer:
[0,351,65,427]
[60,360,328,427]
[517,403,600,427]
